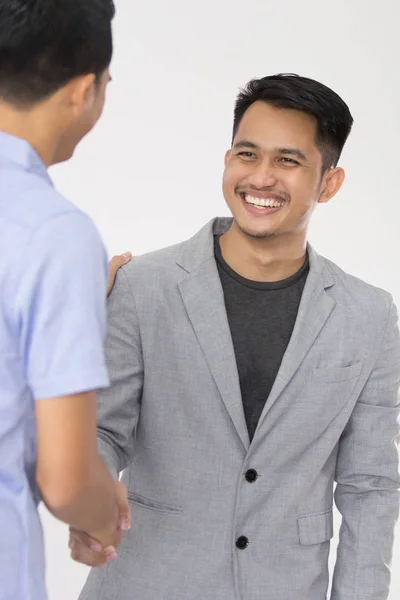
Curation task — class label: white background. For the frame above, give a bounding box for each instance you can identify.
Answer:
[42,0,400,598]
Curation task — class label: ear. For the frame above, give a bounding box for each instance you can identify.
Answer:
[318,167,345,204]
[68,74,97,112]
[224,149,231,166]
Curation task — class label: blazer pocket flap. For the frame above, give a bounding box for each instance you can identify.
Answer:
[298,509,333,545]
[128,492,182,514]
[313,361,362,383]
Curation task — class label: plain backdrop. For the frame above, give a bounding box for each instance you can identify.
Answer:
[41,0,400,598]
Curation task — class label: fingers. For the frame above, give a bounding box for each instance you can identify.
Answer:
[110,252,132,269]
[69,527,122,555]
[67,486,131,568]
[107,252,132,297]
[115,482,131,531]
[69,534,117,567]
[69,540,110,567]
[69,528,103,553]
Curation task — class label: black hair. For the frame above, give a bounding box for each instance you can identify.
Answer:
[233,74,354,170]
[0,0,115,106]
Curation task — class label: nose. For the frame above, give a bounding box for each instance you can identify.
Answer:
[248,159,278,189]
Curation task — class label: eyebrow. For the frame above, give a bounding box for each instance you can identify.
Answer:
[233,140,260,151]
[233,140,308,162]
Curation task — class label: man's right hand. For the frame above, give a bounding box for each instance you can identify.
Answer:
[107,253,132,297]
[69,481,131,567]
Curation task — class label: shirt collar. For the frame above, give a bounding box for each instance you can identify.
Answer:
[0,130,53,186]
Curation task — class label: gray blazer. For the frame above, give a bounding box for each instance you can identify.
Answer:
[80,218,400,600]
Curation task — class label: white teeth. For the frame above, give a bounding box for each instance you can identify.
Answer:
[244,194,284,208]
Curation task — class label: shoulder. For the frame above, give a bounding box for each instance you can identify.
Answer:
[322,255,394,318]
[0,166,94,235]
[120,240,186,287]
[1,174,105,293]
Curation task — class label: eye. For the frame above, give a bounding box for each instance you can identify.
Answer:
[238,151,256,159]
[279,157,300,165]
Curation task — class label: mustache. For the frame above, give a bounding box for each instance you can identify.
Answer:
[235,186,290,203]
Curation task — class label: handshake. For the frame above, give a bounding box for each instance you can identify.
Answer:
[69,481,130,567]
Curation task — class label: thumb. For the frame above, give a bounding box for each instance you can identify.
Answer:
[115,482,131,531]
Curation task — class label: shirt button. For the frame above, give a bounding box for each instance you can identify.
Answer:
[236,536,249,550]
[245,469,258,483]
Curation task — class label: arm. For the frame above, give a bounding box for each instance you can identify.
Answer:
[96,265,144,480]
[36,392,117,540]
[16,211,120,545]
[331,299,400,600]
[38,252,133,548]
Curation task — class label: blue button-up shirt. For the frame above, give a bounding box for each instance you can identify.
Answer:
[0,132,110,600]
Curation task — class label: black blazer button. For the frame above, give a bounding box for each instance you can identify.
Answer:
[236,536,249,550]
[245,469,258,483]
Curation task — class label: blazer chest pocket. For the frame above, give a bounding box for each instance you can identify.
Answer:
[312,361,362,384]
[127,492,182,515]
[298,509,333,545]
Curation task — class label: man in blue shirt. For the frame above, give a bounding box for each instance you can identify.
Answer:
[0,2,131,598]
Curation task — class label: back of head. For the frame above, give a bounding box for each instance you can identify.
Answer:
[0,0,115,108]
[233,74,354,171]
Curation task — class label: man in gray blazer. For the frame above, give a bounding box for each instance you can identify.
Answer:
[72,74,400,600]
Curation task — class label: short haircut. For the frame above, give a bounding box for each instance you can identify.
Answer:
[233,74,354,170]
[0,0,115,106]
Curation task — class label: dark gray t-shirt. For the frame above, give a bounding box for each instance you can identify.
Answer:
[215,236,309,441]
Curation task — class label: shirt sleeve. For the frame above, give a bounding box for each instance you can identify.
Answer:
[15,211,110,399]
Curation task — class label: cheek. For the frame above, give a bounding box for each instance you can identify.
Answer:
[96,95,107,120]
[223,162,246,192]
[87,94,107,130]
[289,181,321,217]
[90,106,104,128]
[222,166,234,193]
[288,172,321,199]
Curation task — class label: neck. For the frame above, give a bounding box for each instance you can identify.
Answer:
[0,101,60,167]
[220,222,307,282]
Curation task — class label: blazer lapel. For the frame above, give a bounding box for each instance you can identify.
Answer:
[177,219,249,450]
[255,246,336,430]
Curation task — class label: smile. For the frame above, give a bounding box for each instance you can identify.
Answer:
[240,193,286,209]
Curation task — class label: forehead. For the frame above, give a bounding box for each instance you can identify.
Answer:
[235,101,320,155]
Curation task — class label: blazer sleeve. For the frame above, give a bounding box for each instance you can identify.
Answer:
[96,266,144,481]
[331,298,400,600]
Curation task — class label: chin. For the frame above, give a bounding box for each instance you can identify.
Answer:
[246,229,276,240]
[236,222,276,240]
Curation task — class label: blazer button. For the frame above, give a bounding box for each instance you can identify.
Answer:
[245,469,258,483]
[236,536,249,550]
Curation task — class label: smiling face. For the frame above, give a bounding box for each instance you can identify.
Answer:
[223,101,344,241]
